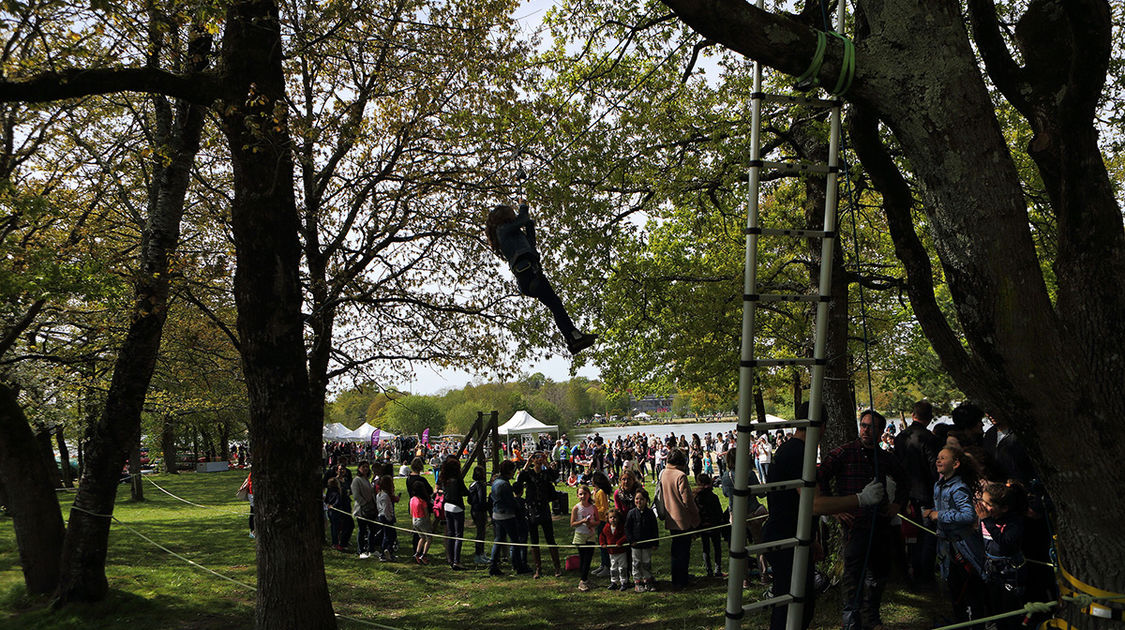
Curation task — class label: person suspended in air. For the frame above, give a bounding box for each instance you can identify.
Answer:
[486,198,597,355]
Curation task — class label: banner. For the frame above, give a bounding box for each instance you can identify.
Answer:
[422,428,430,444]
[371,429,380,446]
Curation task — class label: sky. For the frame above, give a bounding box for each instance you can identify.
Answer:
[395,0,601,396]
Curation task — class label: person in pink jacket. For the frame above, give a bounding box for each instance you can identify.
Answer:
[659,449,701,588]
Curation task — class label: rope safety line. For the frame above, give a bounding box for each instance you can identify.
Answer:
[329,504,768,550]
[74,502,406,630]
[143,476,252,516]
[894,511,1057,569]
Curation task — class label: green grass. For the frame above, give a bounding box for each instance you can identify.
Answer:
[0,471,946,629]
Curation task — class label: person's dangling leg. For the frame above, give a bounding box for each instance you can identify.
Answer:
[516,267,595,353]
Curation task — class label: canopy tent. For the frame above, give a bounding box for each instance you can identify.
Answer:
[322,422,350,441]
[497,410,559,437]
[343,423,397,443]
[633,412,652,419]
[764,414,787,423]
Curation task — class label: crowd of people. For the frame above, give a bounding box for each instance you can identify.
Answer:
[278,400,1052,628]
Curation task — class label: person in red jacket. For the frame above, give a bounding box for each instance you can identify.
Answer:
[599,509,630,590]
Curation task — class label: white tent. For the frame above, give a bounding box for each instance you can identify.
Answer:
[497,410,559,437]
[634,412,652,419]
[322,422,350,441]
[343,422,376,442]
[765,414,787,423]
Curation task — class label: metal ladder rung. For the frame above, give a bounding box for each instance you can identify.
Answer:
[752,91,838,109]
[744,227,835,239]
[752,159,834,175]
[749,479,806,494]
[749,419,814,431]
[742,593,794,613]
[745,537,799,555]
[743,293,828,304]
[740,358,824,367]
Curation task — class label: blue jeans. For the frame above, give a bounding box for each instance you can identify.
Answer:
[445,510,465,565]
[490,517,520,570]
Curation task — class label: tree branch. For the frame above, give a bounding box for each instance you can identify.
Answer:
[0,68,222,106]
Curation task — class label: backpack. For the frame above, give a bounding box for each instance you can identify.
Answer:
[653,469,668,520]
[432,490,445,519]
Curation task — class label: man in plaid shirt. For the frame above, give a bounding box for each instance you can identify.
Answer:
[818,409,909,630]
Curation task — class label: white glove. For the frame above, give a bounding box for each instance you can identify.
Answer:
[855,479,885,507]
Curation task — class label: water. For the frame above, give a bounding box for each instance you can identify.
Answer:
[573,419,791,443]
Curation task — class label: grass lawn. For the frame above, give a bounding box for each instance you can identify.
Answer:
[0,470,946,629]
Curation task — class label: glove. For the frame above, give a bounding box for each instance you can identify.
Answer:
[885,477,897,503]
[855,479,886,508]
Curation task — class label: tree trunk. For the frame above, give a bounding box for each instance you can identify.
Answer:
[0,383,65,594]
[795,116,855,451]
[129,438,143,502]
[53,53,207,604]
[659,2,1125,621]
[37,427,63,489]
[56,427,73,488]
[161,417,177,474]
[217,1,335,626]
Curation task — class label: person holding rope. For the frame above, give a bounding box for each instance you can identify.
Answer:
[816,409,908,630]
[485,198,597,355]
[762,402,888,630]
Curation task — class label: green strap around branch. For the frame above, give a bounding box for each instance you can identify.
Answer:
[828,31,855,96]
[795,29,855,96]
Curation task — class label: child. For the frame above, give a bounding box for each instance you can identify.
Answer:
[977,480,1028,630]
[409,489,432,565]
[376,474,399,562]
[599,509,629,590]
[925,446,985,625]
[625,487,659,592]
[570,485,600,591]
[485,199,596,354]
[694,473,727,578]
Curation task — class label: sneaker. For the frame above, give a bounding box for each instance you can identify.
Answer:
[645,582,657,592]
[578,580,590,592]
[489,567,504,577]
[249,531,255,539]
[566,332,598,355]
[606,582,618,591]
[358,552,371,559]
[379,553,389,562]
[414,555,423,565]
[634,584,645,593]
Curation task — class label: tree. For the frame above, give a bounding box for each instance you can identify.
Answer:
[381,394,444,438]
[654,0,1125,616]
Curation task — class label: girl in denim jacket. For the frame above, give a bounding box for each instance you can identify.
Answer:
[926,446,986,626]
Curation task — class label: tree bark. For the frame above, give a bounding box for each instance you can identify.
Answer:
[37,427,63,489]
[56,427,73,488]
[216,1,335,626]
[53,39,208,604]
[129,437,143,502]
[0,383,65,594]
[660,1,1125,619]
[161,417,177,474]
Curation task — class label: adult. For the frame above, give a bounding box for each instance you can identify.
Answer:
[817,409,908,630]
[350,462,378,559]
[488,460,531,576]
[659,448,700,588]
[439,457,470,570]
[894,400,941,587]
[485,199,596,354]
[762,402,889,630]
[514,451,563,577]
[950,402,986,448]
